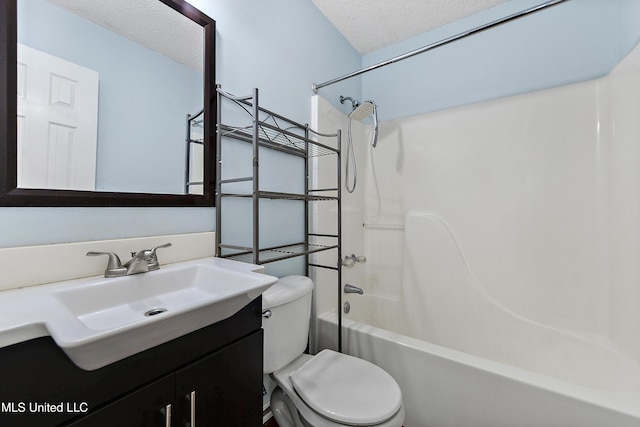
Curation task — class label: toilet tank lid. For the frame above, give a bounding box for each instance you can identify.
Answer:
[262,275,314,309]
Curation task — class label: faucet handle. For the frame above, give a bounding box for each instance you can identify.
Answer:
[87,251,127,278]
[341,254,367,268]
[151,243,172,254]
[147,243,172,270]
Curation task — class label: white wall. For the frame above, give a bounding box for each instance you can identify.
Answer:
[309,95,367,350]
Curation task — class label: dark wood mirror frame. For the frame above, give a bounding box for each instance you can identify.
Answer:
[0,0,216,207]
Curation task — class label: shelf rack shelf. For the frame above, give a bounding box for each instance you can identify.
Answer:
[219,123,338,158]
[218,242,340,265]
[220,190,338,202]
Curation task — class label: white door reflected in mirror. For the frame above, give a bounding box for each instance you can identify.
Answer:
[17,43,99,191]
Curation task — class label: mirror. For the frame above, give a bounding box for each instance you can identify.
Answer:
[0,0,216,206]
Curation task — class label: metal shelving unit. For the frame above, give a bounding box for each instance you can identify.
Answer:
[185,109,204,194]
[215,86,343,349]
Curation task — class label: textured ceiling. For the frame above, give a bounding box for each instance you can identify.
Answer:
[312,0,510,54]
[47,0,203,72]
[47,0,510,67]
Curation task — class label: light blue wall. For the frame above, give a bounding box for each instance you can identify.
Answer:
[362,0,640,121]
[0,0,360,253]
[195,0,361,120]
[8,0,638,275]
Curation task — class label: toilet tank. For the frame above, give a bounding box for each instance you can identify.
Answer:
[262,275,314,374]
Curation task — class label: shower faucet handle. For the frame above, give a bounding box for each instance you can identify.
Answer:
[341,254,367,267]
[342,257,355,268]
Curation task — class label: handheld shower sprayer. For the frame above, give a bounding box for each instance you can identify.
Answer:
[351,101,378,148]
[339,95,379,192]
[339,96,379,148]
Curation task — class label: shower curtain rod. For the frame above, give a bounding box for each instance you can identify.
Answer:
[311,0,569,93]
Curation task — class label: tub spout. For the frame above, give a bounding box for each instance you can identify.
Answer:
[344,284,364,295]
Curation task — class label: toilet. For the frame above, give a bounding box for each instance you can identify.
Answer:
[262,275,405,427]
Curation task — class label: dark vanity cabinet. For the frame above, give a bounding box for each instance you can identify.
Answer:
[66,376,175,427]
[0,298,263,427]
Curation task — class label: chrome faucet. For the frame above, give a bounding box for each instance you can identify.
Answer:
[124,243,172,275]
[87,243,172,277]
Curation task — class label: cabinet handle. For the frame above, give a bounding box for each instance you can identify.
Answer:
[161,403,171,427]
[189,390,196,427]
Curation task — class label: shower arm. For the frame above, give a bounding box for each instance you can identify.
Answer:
[340,96,359,109]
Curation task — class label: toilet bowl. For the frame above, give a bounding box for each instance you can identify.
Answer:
[263,275,405,427]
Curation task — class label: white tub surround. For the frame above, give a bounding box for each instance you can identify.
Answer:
[313,39,640,427]
[339,41,640,368]
[309,95,367,351]
[400,211,640,392]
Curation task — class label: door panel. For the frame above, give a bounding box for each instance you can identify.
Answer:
[176,331,263,427]
[65,375,174,427]
[17,43,99,190]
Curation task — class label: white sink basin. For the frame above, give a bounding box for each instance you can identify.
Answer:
[0,258,277,370]
[54,264,262,331]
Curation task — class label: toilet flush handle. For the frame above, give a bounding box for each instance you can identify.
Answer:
[262,310,272,318]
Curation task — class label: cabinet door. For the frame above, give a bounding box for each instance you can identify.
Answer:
[65,375,174,427]
[175,330,263,427]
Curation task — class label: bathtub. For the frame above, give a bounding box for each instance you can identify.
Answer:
[316,311,640,427]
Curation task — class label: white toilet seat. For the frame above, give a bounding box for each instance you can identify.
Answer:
[271,351,405,427]
[291,349,403,425]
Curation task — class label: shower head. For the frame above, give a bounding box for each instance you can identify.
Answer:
[349,101,375,122]
[339,95,379,148]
